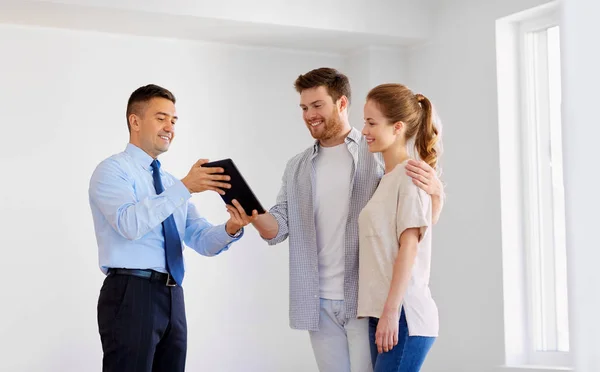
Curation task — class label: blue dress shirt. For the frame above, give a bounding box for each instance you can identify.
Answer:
[88,143,243,275]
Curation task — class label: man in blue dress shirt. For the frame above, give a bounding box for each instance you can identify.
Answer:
[88,84,257,372]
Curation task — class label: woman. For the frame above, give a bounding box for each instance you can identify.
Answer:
[357,83,440,372]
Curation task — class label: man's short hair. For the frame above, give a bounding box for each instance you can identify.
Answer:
[126,84,176,132]
[294,67,351,104]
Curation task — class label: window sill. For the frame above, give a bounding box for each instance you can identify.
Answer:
[497,365,572,372]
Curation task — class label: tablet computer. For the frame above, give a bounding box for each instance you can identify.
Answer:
[201,158,266,216]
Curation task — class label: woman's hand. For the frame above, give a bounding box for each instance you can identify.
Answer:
[375,308,400,353]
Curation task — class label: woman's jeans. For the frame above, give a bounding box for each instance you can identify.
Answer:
[368,309,436,372]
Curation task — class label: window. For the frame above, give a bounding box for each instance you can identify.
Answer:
[521,20,569,360]
[496,2,570,369]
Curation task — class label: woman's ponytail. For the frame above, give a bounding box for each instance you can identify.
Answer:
[414,94,439,169]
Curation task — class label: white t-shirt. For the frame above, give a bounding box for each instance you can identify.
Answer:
[357,160,439,337]
[313,143,353,300]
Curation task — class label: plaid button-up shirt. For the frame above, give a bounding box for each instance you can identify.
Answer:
[265,128,384,331]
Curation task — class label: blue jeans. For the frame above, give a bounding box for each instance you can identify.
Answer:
[368,309,435,372]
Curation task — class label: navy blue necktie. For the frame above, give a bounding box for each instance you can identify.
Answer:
[151,159,184,285]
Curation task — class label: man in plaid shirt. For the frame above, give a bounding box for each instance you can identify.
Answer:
[240,68,444,372]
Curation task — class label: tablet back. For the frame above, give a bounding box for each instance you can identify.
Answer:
[201,158,266,216]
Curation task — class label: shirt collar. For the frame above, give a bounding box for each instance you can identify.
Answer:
[311,127,362,154]
[125,143,155,171]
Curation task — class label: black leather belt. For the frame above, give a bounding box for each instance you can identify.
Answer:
[108,268,178,287]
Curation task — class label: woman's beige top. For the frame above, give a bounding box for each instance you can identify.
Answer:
[357,160,439,337]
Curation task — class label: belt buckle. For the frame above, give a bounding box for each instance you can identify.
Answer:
[166,273,177,287]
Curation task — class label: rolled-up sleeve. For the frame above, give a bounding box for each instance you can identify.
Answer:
[263,163,290,245]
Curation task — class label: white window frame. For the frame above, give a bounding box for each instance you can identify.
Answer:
[519,14,569,368]
[496,2,571,370]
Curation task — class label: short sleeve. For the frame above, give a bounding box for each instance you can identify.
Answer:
[395,181,431,242]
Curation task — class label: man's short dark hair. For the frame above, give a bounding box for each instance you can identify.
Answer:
[126,84,176,132]
[294,67,351,104]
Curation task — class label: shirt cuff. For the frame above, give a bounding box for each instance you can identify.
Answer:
[226,225,244,240]
[263,212,286,245]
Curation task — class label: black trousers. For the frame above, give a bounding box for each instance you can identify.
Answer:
[97,272,187,372]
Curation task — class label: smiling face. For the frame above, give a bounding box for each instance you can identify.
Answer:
[362,99,403,153]
[299,86,346,145]
[129,97,178,158]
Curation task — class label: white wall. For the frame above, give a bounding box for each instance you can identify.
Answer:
[406,0,553,371]
[0,24,344,372]
[344,46,409,131]
[561,0,600,370]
